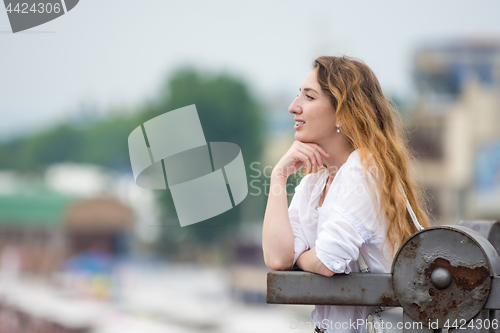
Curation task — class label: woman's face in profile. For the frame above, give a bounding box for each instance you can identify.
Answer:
[289,68,337,145]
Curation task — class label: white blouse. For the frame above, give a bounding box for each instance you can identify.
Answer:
[289,149,393,333]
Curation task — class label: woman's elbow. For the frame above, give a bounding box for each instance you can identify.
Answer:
[265,258,293,271]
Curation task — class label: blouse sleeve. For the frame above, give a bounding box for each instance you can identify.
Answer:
[315,208,366,274]
[288,177,310,267]
[315,161,381,274]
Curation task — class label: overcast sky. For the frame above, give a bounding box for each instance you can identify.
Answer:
[1,0,499,138]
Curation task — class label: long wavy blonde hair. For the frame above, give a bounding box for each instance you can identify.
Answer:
[313,55,430,254]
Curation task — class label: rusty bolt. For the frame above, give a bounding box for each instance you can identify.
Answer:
[431,267,452,289]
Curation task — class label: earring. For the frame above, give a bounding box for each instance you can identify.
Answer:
[336,125,340,133]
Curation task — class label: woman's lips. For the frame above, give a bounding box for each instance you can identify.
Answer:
[294,120,305,130]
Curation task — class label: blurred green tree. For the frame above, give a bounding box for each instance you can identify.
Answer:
[15,124,84,172]
[146,67,265,255]
[79,116,138,170]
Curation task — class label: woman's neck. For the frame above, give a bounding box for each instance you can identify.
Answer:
[321,141,354,180]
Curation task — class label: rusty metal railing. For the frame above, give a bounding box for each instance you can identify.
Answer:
[267,220,500,332]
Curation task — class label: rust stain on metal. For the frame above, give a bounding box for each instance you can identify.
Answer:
[380,295,399,307]
[425,258,489,293]
[400,235,421,259]
[407,257,491,323]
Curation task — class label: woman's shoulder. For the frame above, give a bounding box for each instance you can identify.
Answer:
[327,149,381,206]
[341,148,372,169]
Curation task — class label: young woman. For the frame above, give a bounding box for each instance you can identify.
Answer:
[262,56,430,333]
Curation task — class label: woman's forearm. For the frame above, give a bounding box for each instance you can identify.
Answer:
[296,247,334,277]
[262,174,295,271]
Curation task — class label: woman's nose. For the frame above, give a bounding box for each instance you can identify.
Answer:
[289,97,302,115]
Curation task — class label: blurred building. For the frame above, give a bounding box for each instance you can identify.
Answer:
[64,198,132,261]
[0,190,72,275]
[0,188,133,276]
[408,39,500,225]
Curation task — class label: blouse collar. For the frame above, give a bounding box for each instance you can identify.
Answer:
[309,149,358,203]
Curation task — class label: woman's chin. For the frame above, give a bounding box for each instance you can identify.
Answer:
[294,132,304,141]
[295,132,312,143]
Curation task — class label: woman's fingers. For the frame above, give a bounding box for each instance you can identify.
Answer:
[295,142,329,173]
[295,151,311,173]
[298,148,319,172]
[278,150,309,176]
[296,141,329,158]
[307,143,329,158]
[295,146,321,173]
[300,144,324,171]
[276,141,330,177]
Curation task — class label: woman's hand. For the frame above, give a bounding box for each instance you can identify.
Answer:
[272,141,329,179]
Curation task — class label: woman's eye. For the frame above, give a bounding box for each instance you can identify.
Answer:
[306,95,314,100]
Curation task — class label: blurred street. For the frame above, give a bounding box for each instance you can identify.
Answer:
[0,262,313,333]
